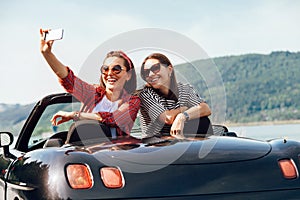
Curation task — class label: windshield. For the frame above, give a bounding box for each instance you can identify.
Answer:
[28,102,81,147]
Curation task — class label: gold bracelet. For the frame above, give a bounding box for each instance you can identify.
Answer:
[73,111,81,121]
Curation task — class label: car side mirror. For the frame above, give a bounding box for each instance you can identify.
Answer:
[0,132,14,158]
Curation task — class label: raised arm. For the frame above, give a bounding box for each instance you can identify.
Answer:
[40,28,68,79]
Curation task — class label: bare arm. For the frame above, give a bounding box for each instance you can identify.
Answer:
[159,107,188,125]
[182,102,211,120]
[170,102,211,138]
[50,111,101,126]
[158,102,210,125]
[40,29,68,79]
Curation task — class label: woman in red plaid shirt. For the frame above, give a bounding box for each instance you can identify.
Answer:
[40,29,140,137]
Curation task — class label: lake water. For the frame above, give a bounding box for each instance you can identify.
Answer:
[228,123,300,141]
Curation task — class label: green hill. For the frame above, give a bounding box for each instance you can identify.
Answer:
[176,51,300,123]
[0,103,34,135]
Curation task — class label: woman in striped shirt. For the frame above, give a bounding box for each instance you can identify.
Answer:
[40,29,140,137]
[139,53,212,138]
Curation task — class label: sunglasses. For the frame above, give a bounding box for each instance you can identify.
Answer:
[142,63,162,79]
[101,65,125,75]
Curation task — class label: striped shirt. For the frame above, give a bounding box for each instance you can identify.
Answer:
[59,67,140,135]
[139,83,205,136]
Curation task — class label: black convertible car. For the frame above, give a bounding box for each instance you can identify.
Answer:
[1,93,300,200]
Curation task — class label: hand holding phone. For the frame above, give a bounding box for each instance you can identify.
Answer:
[44,28,64,41]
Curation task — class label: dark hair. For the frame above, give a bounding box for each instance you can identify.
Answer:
[141,53,178,98]
[100,50,137,94]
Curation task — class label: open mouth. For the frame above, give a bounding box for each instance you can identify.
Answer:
[107,78,118,84]
[148,76,159,83]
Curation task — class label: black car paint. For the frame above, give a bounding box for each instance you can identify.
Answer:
[1,93,300,199]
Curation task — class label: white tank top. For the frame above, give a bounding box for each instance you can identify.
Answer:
[92,95,119,138]
[92,95,118,113]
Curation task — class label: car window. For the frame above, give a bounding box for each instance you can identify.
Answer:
[28,102,81,147]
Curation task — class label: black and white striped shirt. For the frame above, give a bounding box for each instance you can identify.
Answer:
[139,82,205,137]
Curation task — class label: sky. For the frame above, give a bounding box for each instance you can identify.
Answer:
[0,0,299,105]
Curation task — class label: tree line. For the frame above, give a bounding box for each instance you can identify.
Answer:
[176,51,300,123]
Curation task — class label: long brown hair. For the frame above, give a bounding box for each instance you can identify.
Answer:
[100,50,137,94]
[141,53,178,98]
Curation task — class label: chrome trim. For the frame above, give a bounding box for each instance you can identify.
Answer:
[6,181,35,191]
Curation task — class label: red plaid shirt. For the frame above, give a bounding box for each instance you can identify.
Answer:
[59,68,140,135]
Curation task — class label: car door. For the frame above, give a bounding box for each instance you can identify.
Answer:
[0,93,80,199]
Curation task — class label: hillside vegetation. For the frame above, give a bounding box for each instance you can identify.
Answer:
[176,51,300,123]
[0,103,34,134]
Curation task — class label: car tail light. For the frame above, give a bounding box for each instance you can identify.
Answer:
[66,164,93,189]
[100,167,124,189]
[278,159,298,179]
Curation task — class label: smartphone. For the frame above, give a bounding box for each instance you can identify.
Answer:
[44,28,64,41]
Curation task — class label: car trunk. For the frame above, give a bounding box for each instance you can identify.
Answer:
[90,136,272,166]
[74,136,293,199]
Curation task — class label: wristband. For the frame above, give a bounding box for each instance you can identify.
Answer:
[73,111,80,121]
[183,112,189,121]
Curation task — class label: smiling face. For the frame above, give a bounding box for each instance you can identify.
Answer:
[143,58,172,93]
[101,56,131,92]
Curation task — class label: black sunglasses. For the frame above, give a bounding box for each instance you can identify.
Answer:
[142,63,162,79]
[101,65,125,75]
